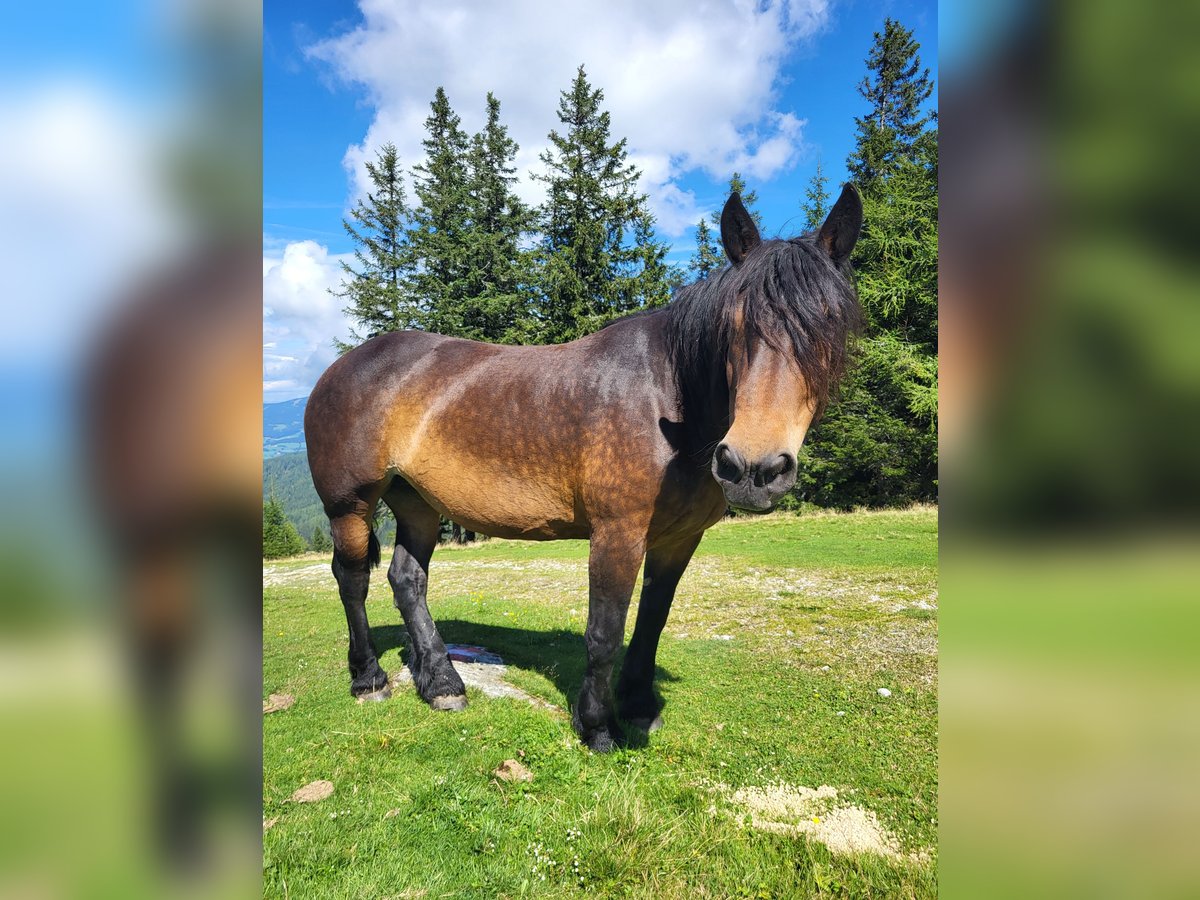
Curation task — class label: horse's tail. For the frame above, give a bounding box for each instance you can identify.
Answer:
[368,529,381,569]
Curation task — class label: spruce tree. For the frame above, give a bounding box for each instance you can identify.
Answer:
[534,65,674,342]
[263,495,305,559]
[689,218,723,279]
[309,525,332,553]
[460,92,535,343]
[408,87,472,335]
[802,158,831,230]
[846,18,934,190]
[626,207,680,310]
[333,142,415,347]
[797,18,938,509]
[853,129,938,342]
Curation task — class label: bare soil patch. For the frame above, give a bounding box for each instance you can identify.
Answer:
[263,693,296,714]
[290,779,334,804]
[724,782,925,861]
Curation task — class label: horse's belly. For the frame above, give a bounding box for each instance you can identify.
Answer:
[402,463,587,541]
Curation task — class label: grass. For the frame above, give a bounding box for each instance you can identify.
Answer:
[263,507,938,898]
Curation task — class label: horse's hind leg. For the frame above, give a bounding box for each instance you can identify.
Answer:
[329,508,390,700]
[384,481,467,711]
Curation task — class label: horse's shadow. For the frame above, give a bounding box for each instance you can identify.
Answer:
[370,619,678,747]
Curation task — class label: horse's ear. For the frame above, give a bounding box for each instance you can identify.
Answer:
[720,192,761,265]
[817,183,863,262]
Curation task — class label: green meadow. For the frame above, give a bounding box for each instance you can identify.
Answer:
[263,507,937,898]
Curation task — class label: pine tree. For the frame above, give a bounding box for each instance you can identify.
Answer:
[709,172,764,266]
[689,218,723,279]
[533,65,674,342]
[626,207,680,310]
[408,87,472,335]
[846,18,934,190]
[853,129,938,342]
[309,525,332,553]
[802,159,831,230]
[333,142,415,348]
[797,18,938,509]
[459,92,535,343]
[263,495,305,559]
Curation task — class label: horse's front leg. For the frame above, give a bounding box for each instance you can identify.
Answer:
[616,531,702,732]
[575,526,646,752]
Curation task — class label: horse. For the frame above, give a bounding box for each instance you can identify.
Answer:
[305,186,863,751]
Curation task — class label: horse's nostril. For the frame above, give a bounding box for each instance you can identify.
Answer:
[714,443,746,483]
[760,453,796,485]
[775,454,796,479]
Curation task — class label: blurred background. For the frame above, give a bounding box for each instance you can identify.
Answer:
[940,0,1200,896]
[0,0,261,896]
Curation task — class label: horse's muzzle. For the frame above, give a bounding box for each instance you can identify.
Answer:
[712,444,797,512]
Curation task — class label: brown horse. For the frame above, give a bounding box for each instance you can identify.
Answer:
[305,187,863,751]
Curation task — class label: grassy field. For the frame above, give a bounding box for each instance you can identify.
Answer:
[263,507,938,898]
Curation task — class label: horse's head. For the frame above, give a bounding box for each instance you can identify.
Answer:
[711,185,862,512]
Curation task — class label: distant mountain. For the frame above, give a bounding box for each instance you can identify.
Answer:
[263,450,327,544]
[264,396,307,459]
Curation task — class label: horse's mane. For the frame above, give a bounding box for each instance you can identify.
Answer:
[663,233,862,418]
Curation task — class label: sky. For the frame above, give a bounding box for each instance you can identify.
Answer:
[263,0,937,402]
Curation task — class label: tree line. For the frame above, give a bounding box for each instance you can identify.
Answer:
[264,19,937,557]
[335,65,675,348]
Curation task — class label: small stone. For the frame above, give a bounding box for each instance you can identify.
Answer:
[876,688,892,698]
[290,779,334,803]
[835,711,846,717]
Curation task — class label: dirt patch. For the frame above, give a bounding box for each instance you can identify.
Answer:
[290,779,334,804]
[263,693,296,714]
[493,759,534,783]
[263,562,330,588]
[725,783,920,861]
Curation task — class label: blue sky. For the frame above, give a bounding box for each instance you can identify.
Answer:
[263,0,937,401]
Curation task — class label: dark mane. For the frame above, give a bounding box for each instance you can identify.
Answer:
[664,232,861,419]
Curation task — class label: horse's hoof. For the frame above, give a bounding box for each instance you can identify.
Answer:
[355,685,391,703]
[627,715,663,733]
[430,694,468,711]
[583,730,619,753]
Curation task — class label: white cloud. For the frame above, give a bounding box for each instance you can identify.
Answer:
[307,0,828,238]
[262,240,356,402]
